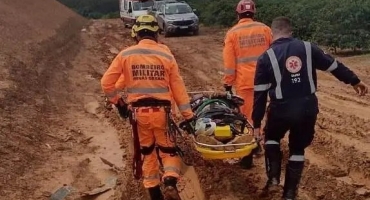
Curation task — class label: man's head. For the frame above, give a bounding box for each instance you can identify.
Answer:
[132,15,159,42]
[236,0,256,20]
[271,16,293,40]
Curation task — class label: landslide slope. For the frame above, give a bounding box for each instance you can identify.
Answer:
[0,0,86,198]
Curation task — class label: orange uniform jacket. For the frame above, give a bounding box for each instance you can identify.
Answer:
[223,18,272,91]
[114,43,172,89]
[101,39,193,119]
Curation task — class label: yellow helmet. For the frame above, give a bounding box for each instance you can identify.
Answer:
[132,14,159,33]
[131,24,137,38]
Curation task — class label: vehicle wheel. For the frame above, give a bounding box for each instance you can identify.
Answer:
[239,153,253,169]
[193,29,199,36]
[164,24,170,37]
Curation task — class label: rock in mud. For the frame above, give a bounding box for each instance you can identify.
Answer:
[84,101,99,115]
[108,47,119,55]
[49,186,75,200]
[315,191,326,199]
[329,167,348,177]
[356,188,370,196]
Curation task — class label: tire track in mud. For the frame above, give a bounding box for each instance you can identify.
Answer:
[88,19,148,200]
[316,106,370,139]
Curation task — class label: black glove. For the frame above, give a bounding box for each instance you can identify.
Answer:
[115,99,130,119]
[179,116,197,134]
[224,84,232,93]
[224,84,233,99]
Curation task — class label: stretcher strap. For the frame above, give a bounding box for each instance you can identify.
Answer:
[168,118,192,166]
[129,112,143,180]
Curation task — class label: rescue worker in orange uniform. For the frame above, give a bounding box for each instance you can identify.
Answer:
[101,15,196,200]
[127,26,179,116]
[223,0,272,124]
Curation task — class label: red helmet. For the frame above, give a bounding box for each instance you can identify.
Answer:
[236,0,256,14]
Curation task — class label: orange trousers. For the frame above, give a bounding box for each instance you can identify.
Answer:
[136,107,181,188]
[236,89,254,124]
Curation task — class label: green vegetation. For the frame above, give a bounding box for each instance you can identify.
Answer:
[57,0,370,51]
[57,0,119,19]
[187,0,370,51]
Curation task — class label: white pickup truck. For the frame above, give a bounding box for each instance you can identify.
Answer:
[119,0,155,28]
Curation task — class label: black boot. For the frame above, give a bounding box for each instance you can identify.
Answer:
[263,143,282,190]
[283,160,305,200]
[163,176,181,200]
[148,185,164,200]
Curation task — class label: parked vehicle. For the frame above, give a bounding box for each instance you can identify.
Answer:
[119,0,155,28]
[155,1,199,37]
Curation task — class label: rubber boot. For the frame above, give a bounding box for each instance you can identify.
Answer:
[283,160,304,200]
[263,144,282,191]
[240,154,253,169]
[148,185,164,200]
[163,176,181,200]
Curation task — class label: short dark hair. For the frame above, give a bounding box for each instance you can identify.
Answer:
[271,16,292,34]
[137,29,157,39]
[238,11,254,19]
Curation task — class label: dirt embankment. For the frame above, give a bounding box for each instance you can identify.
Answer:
[0,1,127,200]
[0,0,86,197]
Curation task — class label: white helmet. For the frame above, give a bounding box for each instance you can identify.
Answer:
[194,118,216,136]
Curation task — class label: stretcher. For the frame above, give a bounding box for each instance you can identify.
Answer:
[179,91,259,162]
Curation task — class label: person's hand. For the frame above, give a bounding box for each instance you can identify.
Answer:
[224,84,233,99]
[115,98,130,119]
[353,81,368,96]
[179,115,197,134]
[252,128,264,144]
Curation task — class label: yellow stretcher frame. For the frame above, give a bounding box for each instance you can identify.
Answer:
[190,135,258,160]
[186,90,259,160]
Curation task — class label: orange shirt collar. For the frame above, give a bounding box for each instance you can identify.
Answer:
[138,39,158,45]
[238,18,254,24]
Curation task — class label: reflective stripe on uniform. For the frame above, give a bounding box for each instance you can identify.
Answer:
[224,68,235,75]
[178,103,191,111]
[122,48,173,61]
[229,22,265,33]
[303,42,316,94]
[163,166,180,174]
[143,173,160,180]
[265,140,279,145]
[126,87,169,94]
[289,155,305,162]
[254,83,271,91]
[266,49,283,99]
[105,90,119,98]
[267,42,317,99]
[236,56,259,64]
[326,60,338,72]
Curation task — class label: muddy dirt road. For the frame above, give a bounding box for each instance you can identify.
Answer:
[160,23,370,200]
[91,19,370,200]
[1,12,369,200]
